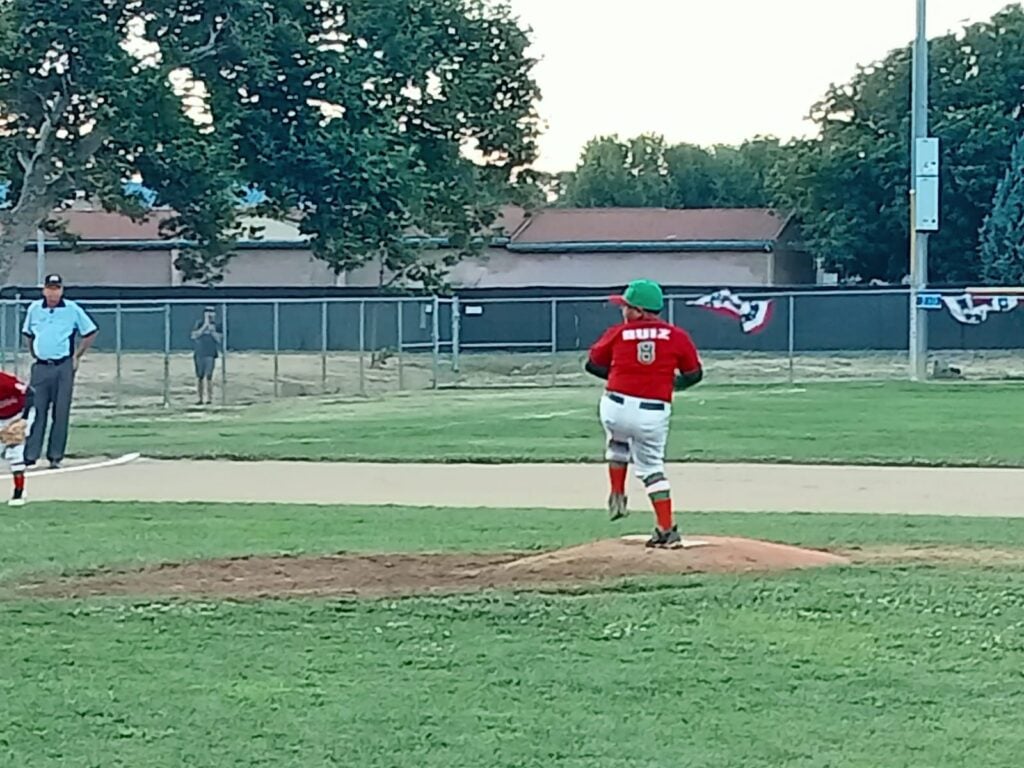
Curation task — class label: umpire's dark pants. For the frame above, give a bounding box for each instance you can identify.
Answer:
[25,358,75,464]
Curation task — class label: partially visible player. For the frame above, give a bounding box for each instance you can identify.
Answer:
[0,370,36,506]
[586,279,703,548]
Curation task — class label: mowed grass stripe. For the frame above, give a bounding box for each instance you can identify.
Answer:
[5,501,1024,581]
[68,382,1024,466]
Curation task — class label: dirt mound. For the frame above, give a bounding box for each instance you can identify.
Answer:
[13,536,848,600]
[500,536,848,579]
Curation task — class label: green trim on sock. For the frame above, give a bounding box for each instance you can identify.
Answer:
[648,490,671,502]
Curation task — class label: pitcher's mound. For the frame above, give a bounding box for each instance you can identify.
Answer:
[14,536,848,600]
[496,535,848,582]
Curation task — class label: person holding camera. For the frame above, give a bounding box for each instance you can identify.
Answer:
[191,306,222,405]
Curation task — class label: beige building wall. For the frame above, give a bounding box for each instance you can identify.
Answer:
[6,249,176,287]
[218,249,338,287]
[443,250,773,288]
[5,247,340,287]
[5,244,808,289]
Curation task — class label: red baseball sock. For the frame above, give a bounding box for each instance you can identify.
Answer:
[643,473,674,531]
[652,496,673,532]
[608,464,627,495]
[13,472,25,493]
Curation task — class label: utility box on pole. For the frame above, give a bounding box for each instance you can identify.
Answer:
[914,137,940,232]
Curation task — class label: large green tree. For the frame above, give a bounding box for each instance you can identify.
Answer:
[979,131,1024,285]
[0,0,539,285]
[559,133,784,209]
[776,5,1024,283]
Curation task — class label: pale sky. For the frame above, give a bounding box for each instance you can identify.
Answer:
[511,0,1018,171]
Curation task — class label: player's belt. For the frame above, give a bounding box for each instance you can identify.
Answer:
[34,356,71,366]
[606,393,665,411]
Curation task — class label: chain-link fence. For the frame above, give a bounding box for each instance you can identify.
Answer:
[2,290,1022,408]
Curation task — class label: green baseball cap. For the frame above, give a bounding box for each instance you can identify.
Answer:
[610,279,664,313]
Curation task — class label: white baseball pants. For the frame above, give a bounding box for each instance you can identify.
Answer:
[2,408,36,472]
[599,392,671,478]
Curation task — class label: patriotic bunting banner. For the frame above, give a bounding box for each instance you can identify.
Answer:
[686,289,774,334]
[941,294,1019,325]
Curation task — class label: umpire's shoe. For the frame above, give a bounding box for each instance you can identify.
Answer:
[607,492,628,521]
[645,526,682,549]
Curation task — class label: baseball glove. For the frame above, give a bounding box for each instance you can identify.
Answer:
[0,418,27,446]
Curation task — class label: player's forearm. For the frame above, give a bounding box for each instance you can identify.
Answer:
[75,332,97,358]
[21,386,34,418]
[584,359,610,380]
[674,368,703,391]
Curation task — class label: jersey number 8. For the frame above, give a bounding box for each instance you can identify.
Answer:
[637,340,656,365]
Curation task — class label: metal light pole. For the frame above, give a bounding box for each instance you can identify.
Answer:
[909,0,938,381]
[35,229,46,286]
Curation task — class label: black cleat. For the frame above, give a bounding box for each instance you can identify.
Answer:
[645,526,683,550]
[607,492,628,521]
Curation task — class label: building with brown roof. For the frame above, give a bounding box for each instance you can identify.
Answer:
[5,205,812,288]
[437,207,812,288]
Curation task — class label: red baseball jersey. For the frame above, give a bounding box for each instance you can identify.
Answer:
[0,371,28,420]
[589,318,701,402]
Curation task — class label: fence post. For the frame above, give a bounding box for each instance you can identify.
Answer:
[162,303,171,408]
[358,300,366,395]
[788,294,796,385]
[1,299,7,371]
[549,298,558,353]
[396,301,404,391]
[550,298,559,387]
[13,293,21,379]
[431,296,440,390]
[272,301,280,398]
[451,295,461,374]
[320,300,328,392]
[220,303,229,406]
[115,302,123,409]
[667,296,675,325]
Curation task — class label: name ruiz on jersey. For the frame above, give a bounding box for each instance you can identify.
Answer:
[622,328,671,341]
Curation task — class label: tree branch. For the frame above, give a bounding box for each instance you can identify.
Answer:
[12,90,68,215]
[183,16,232,65]
[74,127,109,163]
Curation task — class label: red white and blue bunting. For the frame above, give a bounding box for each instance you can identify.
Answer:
[687,289,774,334]
[927,293,1021,325]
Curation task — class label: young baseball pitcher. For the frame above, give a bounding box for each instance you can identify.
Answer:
[0,370,36,506]
[586,279,703,548]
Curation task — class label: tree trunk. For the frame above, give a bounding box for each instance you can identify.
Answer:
[0,156,63,286]
[0,205,49,286]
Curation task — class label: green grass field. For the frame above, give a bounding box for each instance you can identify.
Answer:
[4,503,1024,767]
[7,380,1024,765]
[7,502,1024,583]
[72,380,1024,466]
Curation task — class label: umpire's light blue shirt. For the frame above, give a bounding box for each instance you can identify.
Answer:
[22,299,98,361]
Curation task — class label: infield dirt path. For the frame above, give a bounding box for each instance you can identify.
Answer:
[22,459,1024,516]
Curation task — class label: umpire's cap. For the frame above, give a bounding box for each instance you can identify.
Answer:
[610,279,664,313]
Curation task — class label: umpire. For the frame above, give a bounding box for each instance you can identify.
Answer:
[21,274,98,469]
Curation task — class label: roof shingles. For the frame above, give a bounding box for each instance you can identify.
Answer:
[511,208,791,244]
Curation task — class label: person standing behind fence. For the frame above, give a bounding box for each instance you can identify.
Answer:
[191,306,222,405]
[21,274,98,469]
